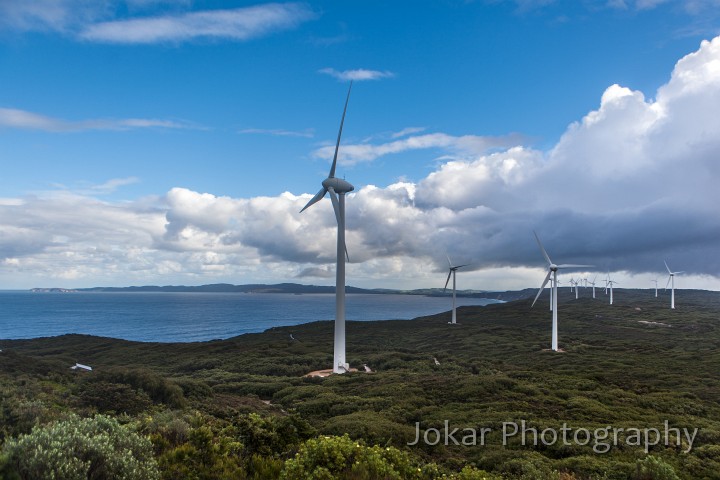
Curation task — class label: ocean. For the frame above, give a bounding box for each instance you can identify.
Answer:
[0,291,501,343]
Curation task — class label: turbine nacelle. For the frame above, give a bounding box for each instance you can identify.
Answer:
[322,177,354,194]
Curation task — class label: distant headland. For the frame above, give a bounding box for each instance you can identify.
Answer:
[30,282,534,301]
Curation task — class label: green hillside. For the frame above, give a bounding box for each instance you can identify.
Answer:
[1,289,719,479]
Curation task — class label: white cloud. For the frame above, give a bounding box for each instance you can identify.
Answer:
[80,3,316,44]
[319,68,395,82]
[312,132,524,166]
[239,128,314,138]
[0,107,197,132]
[391,127,427,139]
[0,0,109,32]
[0,2,315,44]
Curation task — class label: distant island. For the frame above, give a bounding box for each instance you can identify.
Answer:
[29,288,78,293]
[31,282,534,301]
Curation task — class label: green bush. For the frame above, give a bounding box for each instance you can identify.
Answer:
[0,414,159,480]
[157,425,246,480]
[280,434,422,480]
[88,368,186,408]
[236,412,315,458]
[633,455,680,480]
[76,381,153,414]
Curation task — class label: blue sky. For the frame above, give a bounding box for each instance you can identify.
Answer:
[1,0,720,291]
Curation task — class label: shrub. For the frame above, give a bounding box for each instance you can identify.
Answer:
[633,455,680,480]
[0,414,159,480]
[76,381,153,414]
[156,423,246,480]
[88,368,186,408]
[236,412,315,458]
[280,434,421,480]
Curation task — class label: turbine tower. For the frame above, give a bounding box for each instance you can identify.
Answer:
[652,278,658,298]
[300,83,354,374]
[531,232,593,352]
[550,278,564,311]
[444,255,468,324]
[664,261,684,310]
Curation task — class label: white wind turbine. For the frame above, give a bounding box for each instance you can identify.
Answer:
[588,275,598,299]
[605,273,618,305]
[444,255,468,324]
[300,83,354,374]
[652,278,659,298]
[664,261,684,309]
[531,232,593,352]
[574,279,579,299]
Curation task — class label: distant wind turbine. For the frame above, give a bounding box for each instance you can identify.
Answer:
[531,232,593,352]
[588,275,598,299]
[444,255,468,324]
[573,279,579,299]
[605,273,618,305]
[652,278,659,298]
[664,261,684,310]
[299,82,354,374]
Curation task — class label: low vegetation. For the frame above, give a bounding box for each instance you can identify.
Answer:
[1,288,719,478]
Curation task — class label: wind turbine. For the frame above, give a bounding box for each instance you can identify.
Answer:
[664,261,684,309]
[444,255,468,324]
[652,278,659,298]
[588,275,598,299]
[605,273,618,305]
[531,232,593,352]
[299,83,354,374]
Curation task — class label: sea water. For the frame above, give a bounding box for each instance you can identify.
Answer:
[0,291,500,343]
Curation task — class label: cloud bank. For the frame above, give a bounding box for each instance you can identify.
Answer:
[2,36,720,288]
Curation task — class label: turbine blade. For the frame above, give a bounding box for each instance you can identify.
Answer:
[531,270,553,308]
[664,260,672,275]
[665,276,672,290]
[557,264,594,269]
[329,81,353,179]
[456,264,470,269]
[444,270,452,291]
[446,254,453,268]
[674,271,684,274]
[300,187,327,213]
[533,231,552,265]
[327,187,341,225]
[345,243,350,263]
